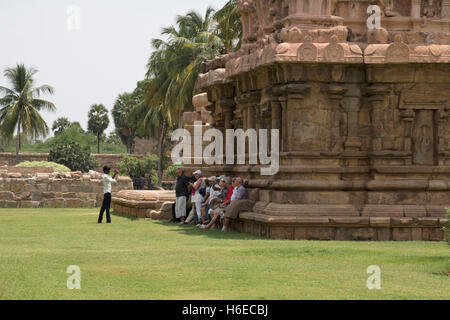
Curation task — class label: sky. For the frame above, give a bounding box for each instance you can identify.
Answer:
[0,0,228,135]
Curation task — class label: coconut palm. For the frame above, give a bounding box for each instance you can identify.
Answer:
[0,64,55,162]
[213,0,242,53]
[146,7,224,128]
[131,3,242,184]
[130,79,175,186]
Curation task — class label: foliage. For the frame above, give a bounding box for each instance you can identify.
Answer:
[68,121,85,134]
[164,163,180,179]
[1,125,126,154]
[141,8,225,129]
[51,117,71,135]
[131,7,226,184]
[213,0,242,53]
[128,2,242,184]
[87,104,110,153]
[117,155,158,179]
[16,161,70,173]
[0,64,55,157]
[106,131,123,146]
[112,83,145,153]
[48,136,98,172]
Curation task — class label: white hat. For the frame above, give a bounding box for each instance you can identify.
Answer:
[193,170,202,175]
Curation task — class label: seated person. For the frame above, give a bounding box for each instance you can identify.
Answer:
[199,177,234,230]
[200,176,222,224]
[222,177,252,232]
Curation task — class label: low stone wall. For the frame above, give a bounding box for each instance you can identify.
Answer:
[0,171,132,208]
[2,166,55,174]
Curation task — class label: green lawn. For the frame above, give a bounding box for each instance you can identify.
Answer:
[0,208,448,300]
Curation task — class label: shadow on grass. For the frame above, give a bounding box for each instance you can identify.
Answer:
[111,211,139,221]
[152,220,264,241]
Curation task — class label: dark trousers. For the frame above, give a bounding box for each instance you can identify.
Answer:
[98,193,112,223]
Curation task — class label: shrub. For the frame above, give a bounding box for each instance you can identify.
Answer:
[164,163,180,179]
[48,138,98,172]
[117,155,157,178]
[16,161,70,173]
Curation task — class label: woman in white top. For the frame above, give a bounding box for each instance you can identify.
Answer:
[190,170,205,221]
[183,170,205,224]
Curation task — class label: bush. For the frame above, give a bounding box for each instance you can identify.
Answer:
[48,138,98,172]
[164,163,180,179]
[16,161,70,173]
[117,155,157,178]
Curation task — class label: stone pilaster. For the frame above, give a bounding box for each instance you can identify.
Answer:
[341,96,363,152]
[365,85,391,153]
[277,83,311,152]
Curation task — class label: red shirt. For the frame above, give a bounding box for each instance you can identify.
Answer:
[225,186,234,202]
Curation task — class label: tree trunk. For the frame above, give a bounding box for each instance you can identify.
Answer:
[127,136,132,155]
[15,121,20,164]
[157,121,166,186]
[177,107,183,129]
[97,133,100,153]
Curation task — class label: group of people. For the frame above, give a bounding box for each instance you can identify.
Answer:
[172,166,250,232]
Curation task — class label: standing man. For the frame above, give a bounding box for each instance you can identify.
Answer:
[98,166,119,224]
[175,166,190,224]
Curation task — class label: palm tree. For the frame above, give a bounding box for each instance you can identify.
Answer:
[112,93,136,154]
[213,0,242,53]
[0,64,55,163]
[146,7,224,128]
[130,79,176,186]
[130,4,243,184]
[87,104,109,154]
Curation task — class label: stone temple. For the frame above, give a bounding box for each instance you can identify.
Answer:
[182,0,450,241]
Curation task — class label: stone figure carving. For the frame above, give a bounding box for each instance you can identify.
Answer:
[421,0,442,25]
[418,124,433,154]
[413,110,437,165]
[377,0,403,17]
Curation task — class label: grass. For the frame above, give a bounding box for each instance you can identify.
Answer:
[0,208,448,300]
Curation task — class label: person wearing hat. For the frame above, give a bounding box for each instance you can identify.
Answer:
[200,176,226,225]
[98,166,119,223]
[182,170,205,225]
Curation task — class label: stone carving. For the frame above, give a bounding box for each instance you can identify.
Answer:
[112,190,176,219]
[385,34,411,62]
[375,0,403,17]
[367,28,389,44]
[324,36,345,61]
[298,35,318,60]
[421,0,442,18]
[413,110,436,165]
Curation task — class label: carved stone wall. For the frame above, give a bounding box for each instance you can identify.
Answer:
[193,0,450,240]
